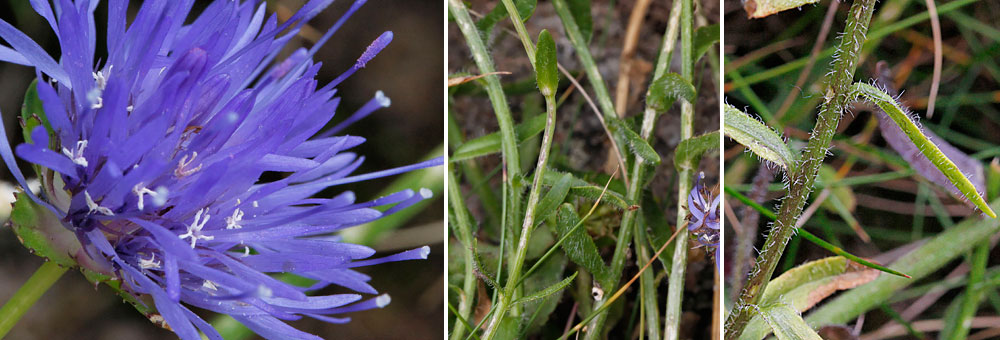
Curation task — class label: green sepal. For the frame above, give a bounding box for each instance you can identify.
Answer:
[9,191,76,267]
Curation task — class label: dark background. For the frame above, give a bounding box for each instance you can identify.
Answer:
[0,0,443,339]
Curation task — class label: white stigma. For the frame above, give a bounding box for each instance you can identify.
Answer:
[376,294,391,308]
[175,152,203,178]
[375,90,391,107]
[84,191,114,216]
[179,208,213,248]
[225,208,244,230]
[87,88,103,109]
[132,183,163,210]
[139,253,161,269]
[62,140,89,167]
[92,65,112,90]
[418,245,431,259]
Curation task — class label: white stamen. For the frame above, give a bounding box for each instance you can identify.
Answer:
[84,191,114,216]
[126,105,134,112]
[225,208,244,229]
[202,280,218,291]
[252,201,259,208]
[244,245,250,256]
[139,253,161,269]
[175,152,203,177]
[62,140,89,167]
[178,209,213,248]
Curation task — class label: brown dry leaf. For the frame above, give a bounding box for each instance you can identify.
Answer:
[474,280,492,330]
[448,72,513,87]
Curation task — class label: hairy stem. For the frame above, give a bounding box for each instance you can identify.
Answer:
[481,89,559,340]
[724,0,877,338]
[664,0,695,337]
[448,0,523,268]
[448,167,479,340]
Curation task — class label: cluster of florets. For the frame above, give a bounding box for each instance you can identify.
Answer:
[687,172,720,262]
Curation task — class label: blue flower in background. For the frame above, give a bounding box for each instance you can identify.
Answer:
[0,0,441,339]
[687,172,719,263]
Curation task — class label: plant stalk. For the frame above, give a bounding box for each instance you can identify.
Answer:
[664,0,695,337]
[448,167,480,340]
[724,0,877,337]
[480,90,559,340]
[0,261,68,338]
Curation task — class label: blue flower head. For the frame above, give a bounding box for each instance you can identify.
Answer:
[687,172,719,263]
[0,1,441,339]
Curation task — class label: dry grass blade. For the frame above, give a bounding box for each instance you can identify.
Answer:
[615,0,654,117]
[449,72,514,87]
[924,0,942,118]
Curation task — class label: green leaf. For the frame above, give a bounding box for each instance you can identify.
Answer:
[514,271,578,306]
[535,30,559,97]
[608,117,660,164]
[725,187,910,278]
[535,172,573,226]
[564,0,593,42]
[20,80,52,145]
[749,304,823,340]
[724,104,797,171]
[451,114,546,162]
[542,170,631,210]
[519,253,568,335]
[674,130,720,172]
[475,0,537,37]
[554,204,613,285]
[647,73,696,112]
[850,82,996,218]
[693,24,720,63]
[742,257,879,340]
[471,240,500,290]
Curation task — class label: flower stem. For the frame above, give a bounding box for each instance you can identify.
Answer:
[664,0,695,338]
[724,0,877,338]
[0,261,68,338]
[448,166,479,340]
[481,92,558,340]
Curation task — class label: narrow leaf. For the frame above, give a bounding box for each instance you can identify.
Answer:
[743,257,879,340]
[609,117,660,164]
[724,104,797,171]
[755,304,823,340]
[543,170,631,210]
[675,130,721,172]
[693,24,720,63]
[476,0,537,36]
[564,0,593,42]
[471,241,499,290]
[514,271,578,306]
[647,73,697,112]
[725,187,910,278]
[555,203,613,285]
[535,30,559,97]
[851,82,995,218]
[451,114,546,162]
[535,173,573,226]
